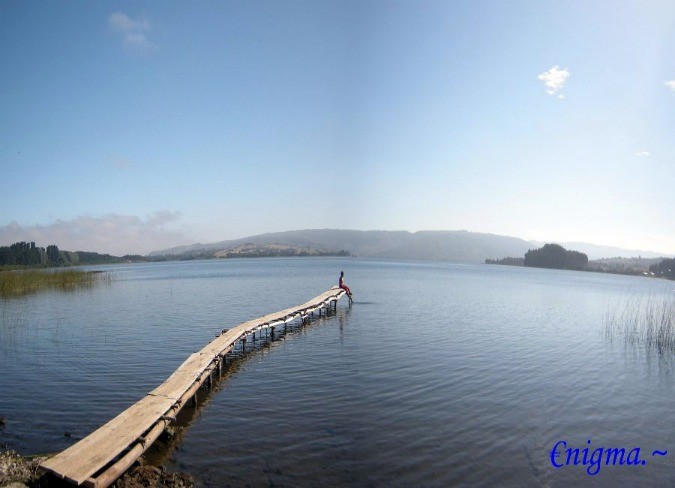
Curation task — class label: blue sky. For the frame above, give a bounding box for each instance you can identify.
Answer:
[1,1,674,255]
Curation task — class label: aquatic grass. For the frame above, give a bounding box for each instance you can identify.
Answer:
[0,269,112,297]
[605,295,675,353]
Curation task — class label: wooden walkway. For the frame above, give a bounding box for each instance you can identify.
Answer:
[40,287,346,487]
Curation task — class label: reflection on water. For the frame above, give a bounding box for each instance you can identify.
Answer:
[2,259,675,486]
[145,305,351,468]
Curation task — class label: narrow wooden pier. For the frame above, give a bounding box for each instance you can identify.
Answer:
[40,287,346,487]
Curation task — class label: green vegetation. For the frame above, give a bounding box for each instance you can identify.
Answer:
[0,241,348,272]
[487,249,673,280]
[0,241,50,266]
[524,243,588,270]
[486,243,588,271]
[0,269,110,297]
[0,241,125,268]
[587,257,661,276]
[605,296,675,353]
[650,258,675,280]
[215,244,350,259]
[484,257,524,266]
[0,241,167,269]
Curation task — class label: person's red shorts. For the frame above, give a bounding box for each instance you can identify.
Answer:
[340,284,351,295]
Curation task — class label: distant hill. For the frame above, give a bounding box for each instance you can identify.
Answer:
[151,229,527,263]
[213,243,349,258]
[552,242,667,260]
[151,229,673,263]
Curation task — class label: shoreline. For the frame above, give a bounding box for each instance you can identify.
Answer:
[0,450,42,487]
[0,450,194,488]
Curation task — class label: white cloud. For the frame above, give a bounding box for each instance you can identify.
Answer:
[0,212,190,256]
[665,80,675,91]
[109,12,149,32]
[108,12,155,54]
[635,150,651,157]
[538,66,570,96]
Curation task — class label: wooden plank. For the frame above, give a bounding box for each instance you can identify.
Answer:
[89,402,180,488]
[201,288,342,357]
[149,352,215,401]
[40,287,345,486]
[40,394,175,485]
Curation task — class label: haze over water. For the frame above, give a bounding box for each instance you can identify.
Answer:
[2,258,675,486]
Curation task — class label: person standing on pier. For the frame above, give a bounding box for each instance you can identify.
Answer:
[339,271,353,303]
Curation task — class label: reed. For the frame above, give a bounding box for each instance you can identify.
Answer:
[604,295,675,353]
[0,269,111,297]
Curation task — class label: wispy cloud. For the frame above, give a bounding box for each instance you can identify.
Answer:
[108,12,155,55]
[0,212,189,256]
[538,66,570,97]
[635,150,651,157]
[665,80,675,91]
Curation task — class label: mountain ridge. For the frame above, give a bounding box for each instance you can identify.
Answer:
[150,229,672,262]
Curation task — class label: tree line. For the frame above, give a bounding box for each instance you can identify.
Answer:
[0,241,121,268]
[0,241,59,267]
[486,243,589,271]
[487,243,675,281]
[484,257,524,266]
[524,243,588,270]
[649,258,675,280]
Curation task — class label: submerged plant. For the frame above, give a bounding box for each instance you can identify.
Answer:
[605,295,675,353]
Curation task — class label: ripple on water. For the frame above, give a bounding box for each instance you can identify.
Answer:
[2,259,675,486]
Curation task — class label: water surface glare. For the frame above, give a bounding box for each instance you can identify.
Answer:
[2,259,675,486]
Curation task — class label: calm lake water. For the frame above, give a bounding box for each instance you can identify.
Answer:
[2,258,675,486]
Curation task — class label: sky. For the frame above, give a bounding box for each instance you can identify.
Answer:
[1,0,675,256]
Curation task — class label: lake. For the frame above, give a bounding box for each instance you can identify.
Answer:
[1,258,675,486]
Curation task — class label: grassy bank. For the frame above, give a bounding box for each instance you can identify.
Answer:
[0,269,110,298]
[605,295,675,353]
